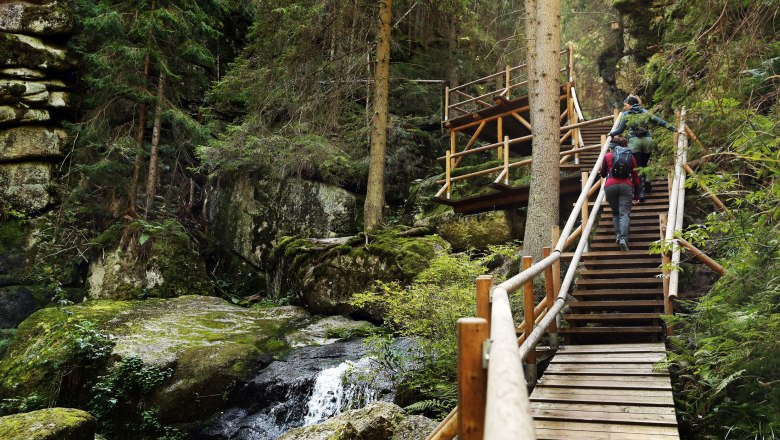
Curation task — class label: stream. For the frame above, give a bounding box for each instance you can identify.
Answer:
[196,338,403,439]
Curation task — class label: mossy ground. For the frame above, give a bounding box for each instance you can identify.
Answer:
[0,407,96,440]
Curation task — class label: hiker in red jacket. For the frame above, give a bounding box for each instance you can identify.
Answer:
[600,136,640,251]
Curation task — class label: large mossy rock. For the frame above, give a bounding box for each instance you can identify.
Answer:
[210,176,361,268]
[268,231,449,317]
[0,1,75,36]
[435,211,523,251]
[0,408,96,440]
[0,296,313,424]
[278,402,434,440]
[87,221,212,300]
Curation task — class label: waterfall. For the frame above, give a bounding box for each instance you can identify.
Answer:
[303,357,379,425]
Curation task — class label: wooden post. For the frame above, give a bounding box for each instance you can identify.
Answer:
[497,117,504,159]
[444,86,450,121]
[543,247,558,349]
[503,136,510,185]
[457,317,488,440]
[581,171,589,232]
[613,107,619,121]
[505,64,511,99]
[660,214,672,324]
[522,256,536,383]
[476,276,493,336]
[450,131,457,169]
[445,150,452,199]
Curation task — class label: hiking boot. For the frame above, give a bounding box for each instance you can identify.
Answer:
[618,238,630,251]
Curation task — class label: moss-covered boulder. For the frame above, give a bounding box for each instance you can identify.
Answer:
[0,1,75,36]
[0,296,313,424]
[267,230,449,318]
[0,126,66,161]
[435,211,520,251]
[278,402,433,440]
[0,408,96,440]
[87,220,212,300]
[0,163,51,213]
[0,106,50,125]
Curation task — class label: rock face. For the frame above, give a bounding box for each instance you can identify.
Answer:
[210,175,362,269]
[0,407,96,440]
[0,1,74,216]
[267,231,449,317]
[278,402,434,440]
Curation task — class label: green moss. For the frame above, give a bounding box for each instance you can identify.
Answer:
[0,407,96,440]
[0,219,27,251]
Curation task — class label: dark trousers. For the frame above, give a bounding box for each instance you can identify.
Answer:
[605,183,632,243]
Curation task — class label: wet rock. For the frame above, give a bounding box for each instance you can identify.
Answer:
[0,126,66,161]
[286,315,376,348]
[0,407,96,440]
[0,1,75,36]
[0,162,51,213]
[0,32,70,72]
[391,415,437,440]
[278,402,407,440]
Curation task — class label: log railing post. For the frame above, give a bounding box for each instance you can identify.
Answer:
[660,214,672,319]
[522,256,537,384]
[444,86,450,121]
[445,150,452,199]
[543,247,558,349]
[476,275,493,336]
[503,136,510,185]
[450,131,457,169]
[497,117,504,160]
[581,171,589,249]
[457,318,487,440]
[505,64,511,99]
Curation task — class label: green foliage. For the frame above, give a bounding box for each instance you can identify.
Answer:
[89,357,176,440]
[352,246,519,418]
[667,223,780,438]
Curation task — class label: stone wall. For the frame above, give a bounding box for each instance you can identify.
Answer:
[0,0,74,214]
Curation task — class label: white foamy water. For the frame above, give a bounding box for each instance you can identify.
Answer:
[303,357,378,425]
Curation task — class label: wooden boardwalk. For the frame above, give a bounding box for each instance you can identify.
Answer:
[530,343,679,439]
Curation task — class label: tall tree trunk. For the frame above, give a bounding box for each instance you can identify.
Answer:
[524,0,537,125]
[447,16,459,103]
[523,0,561,262]
[128,0,156,214]
[363,0,393,231]
[129,51,151,214]
[144,71,166,218]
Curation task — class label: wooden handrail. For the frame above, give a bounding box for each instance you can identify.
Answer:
[437,115,611,161]
[666,108,687,303]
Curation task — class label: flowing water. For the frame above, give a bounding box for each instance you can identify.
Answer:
[197,338,398,440]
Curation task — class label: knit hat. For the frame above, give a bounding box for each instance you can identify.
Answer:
[610,136,628,148]
[624,95,640,106]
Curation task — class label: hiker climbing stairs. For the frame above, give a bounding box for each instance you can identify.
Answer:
[561,177,670,343]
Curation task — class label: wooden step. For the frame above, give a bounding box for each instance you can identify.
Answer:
[558,326,663,335]
[571,289,663,300]
[579,268,662,278]
[564,313,662,322]
[599,217,662,227]
[562,250,650,259]
[582,258,660,268]
[576,278,663,288]
[592,233,662,243]
[598,203,669,212]
[589,241,656,250]
[568,300,665,310]
[600,211,670,220]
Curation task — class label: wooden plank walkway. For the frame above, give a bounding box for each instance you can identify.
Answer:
[530,343,679,439]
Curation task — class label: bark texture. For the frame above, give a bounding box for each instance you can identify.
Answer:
[144,71,165,217]
[363,0,393,231]
[523,0,561,261]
